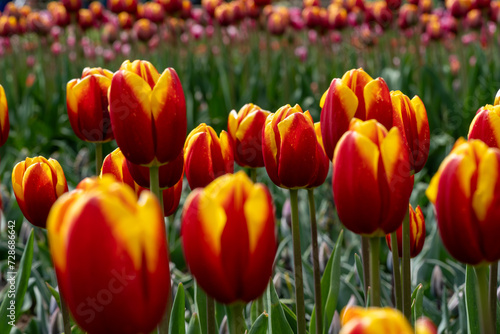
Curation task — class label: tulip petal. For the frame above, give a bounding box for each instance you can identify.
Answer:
[0,85,8,147]
[364,78,393,130]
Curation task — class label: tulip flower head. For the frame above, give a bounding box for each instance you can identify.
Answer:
[262,104,329,189]
[66,67,114,143]
[184,123,233,189]
[386,204,426,258]
[12,156,68,228]
[47,176,170,334]
[468,104,500,148]
[320,68,393,160]
[340,306,414,334]
[333,119,413,236]
[101,147,145,196]
[109,60,187,166]
[427,138,500,265]
[181,172,276,304]
[228,103,270,168]
[0,84,9,147]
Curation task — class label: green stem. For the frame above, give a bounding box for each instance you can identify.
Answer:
[475,265,495,334]
[390,232,402,312]
[226,303,247,334]
[361,236,371,305]
[307,189,322,333]
[59,288,72,334]
[369,237,381,307]
[402,210,411,320]
[95,142,103,175]
[490,262,498,333]
[207,296,216,334]
[289,189,307,334]
[250,168,257,183]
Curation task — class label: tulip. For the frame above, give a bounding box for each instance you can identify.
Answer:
[66,67,114,143]
[0,85,9,147]
[101,148,145,196]
[109,60,186,167]
[386,204,425,258]
[340,306,414,334]
[184,123,233,189]
[416,317,438,334]
[320,68,393,160]
[468,104,500,148]
[391,91,430,173]
[47,176,170,334]
[62,0,81,13]
[77,9,94,30]
[227,103,270,168]
[262,104,329,189]
[181,171,276,304]
[12,156,68,228]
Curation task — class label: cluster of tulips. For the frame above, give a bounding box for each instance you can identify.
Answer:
[0,0,499,61]
[4,58,500,334]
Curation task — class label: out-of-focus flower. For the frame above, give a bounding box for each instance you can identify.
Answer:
[268,11,288,35]
[184,123,233,189]
[0,85,9,147]
[109,60,186,166]
[144,2,165,23]
[328,6,347,29]
[340,306,413,334]
[465,8,482,29]
[333,119,413,236]
[427,138,500,264]
[386,204,426,258]
[12,157,68,228]
[320,68,393,160]
[228,103,270,168]
[47,176,170,334]
[102,23,119,44]
[156,0,183,14]
[181,172,276,303]
[202,0,223,17]
[446,0,472,17]
[108,0,138,14]
[398,4,418,29]
[78,9,94,31]
[66,67,114,142]
[263,104,329,189]
[118,12,134,29]
[468,104,500,148]
[0,16,18,37]
[416,317,438,334]
[89,1,104,20]
[62,0,82,13]
[133,18,157,42]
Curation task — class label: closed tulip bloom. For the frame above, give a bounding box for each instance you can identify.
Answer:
[109,60,186,166]
[262,104,328,189]
[181,172,276,303]
[184,123,233,189]
[340,306,413,334]
[386,204,425,258]
[309,122,329,188]
[66,67,114,142]
[468,104,500,148]
[228,103,270,168]
[415,317,438,334]
[126,150,184,189]
[391,91,430,173]
[47,176,170,334]
[0,85,9,147]
[12,156,68,228]
[426,138,500,265]
[320,68,393,160]
[333,119,413,236]
[101,148,145,196]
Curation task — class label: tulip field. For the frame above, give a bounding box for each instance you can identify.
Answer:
[3,0,500,333]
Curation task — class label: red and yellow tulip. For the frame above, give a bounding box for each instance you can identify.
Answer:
[228,103,270,168]
[386,204,426,258]
[0,84,9,147]
[101,148,145,196]
[320,68,393,160]
[109,59,186,166]
[184,123,233,189]
[262,104,329,189]
[340,306,413,334]
[426,138,500,264]
[66,67,114,143]
[333,119,413,236]
[391,91,430,173]
[468,104,500,148]
[495,89,500,106]
[12,156,68,228]
[47,176,170,334]
[181,172,276,303]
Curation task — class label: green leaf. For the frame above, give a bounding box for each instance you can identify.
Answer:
[248,312,268,334]
[187,313,202,334]
[0,229,34,334]
[45,282,61,309]
[266,281,294,334]
[281,302,298,333]
[169,283,186,334]
[465,265,479,334]
[413,284,424,324]
[194,283,207,333]
[250,300,258,324]
[355,253,364,294]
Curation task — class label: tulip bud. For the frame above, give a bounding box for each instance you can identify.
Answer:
[89,1,104,20]
[62,0,82,13]
[386,204,426,258]
[181,172,276,303]
[340,306,413,333]
[47,176,170,334]
[426,138,500,264]
[109,60,186,166]
[228,103,270,168]
[12,156,68,228]
[78,9,94,31]
[184,123,233,189]
[468,104,500,148]
[0,85,9,147]
[333,119,413,236]
[415,317,438,334]
[262,104,329,189]
[101,148,145,196]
